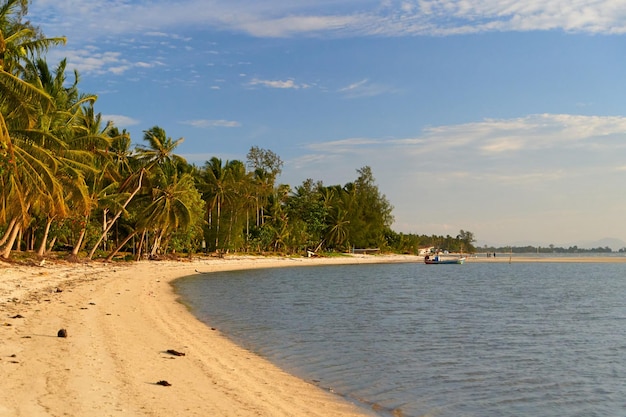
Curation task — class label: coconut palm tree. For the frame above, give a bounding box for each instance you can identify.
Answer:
[140,172,203,257]
[198,157,230,251]
[135,126,186,182]
[0,0,66,75]
[0,0,67,258]
[117,125,191,258]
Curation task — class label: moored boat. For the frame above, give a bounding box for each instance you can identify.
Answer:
[424,255,466,265]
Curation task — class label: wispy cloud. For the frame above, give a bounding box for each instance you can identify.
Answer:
[45,47,165,75]
[300,113,626,180]
[418,114,626,155]
[248,78,310,89]
[30,1,626,82]
[308,137,388,152]
[182,119,241,128]
[338,78,396,98]
[103,114,141,128]
[31,0,626,40]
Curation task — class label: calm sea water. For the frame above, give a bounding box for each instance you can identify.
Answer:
[173,262,626,417]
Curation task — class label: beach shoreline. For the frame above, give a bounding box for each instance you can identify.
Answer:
[2,252,625,416]
[0,254,416,417]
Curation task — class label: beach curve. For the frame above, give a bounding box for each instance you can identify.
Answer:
[1,255,416,417]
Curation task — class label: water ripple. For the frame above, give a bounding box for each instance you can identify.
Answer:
[175,262,626,417]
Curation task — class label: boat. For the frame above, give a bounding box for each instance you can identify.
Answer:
[424,255,466,265]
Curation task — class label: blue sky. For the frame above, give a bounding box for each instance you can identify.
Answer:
[29,0,626,248]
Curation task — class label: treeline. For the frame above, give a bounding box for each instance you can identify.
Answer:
[0,1,477,260]
[480,245,615,253]
[387,230,477,255]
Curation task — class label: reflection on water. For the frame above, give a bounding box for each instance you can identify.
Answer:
[174,262,626,417]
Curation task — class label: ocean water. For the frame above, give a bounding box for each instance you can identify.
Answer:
[173,262,626,417]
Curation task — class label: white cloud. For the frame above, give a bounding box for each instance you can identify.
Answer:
[338,78,396,98]
[182,119,241,128]
[340,79,369,91]
[308,137,386,152]
[30,0,626,40]
[103,114,140,127]
[299,113,626,181]
[248,78,310,89]
[235,14,359,37]
[418,114,626,154]
[45,47,165,76]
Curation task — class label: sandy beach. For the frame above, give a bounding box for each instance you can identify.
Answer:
[0,254,419,417]
[2,252,625,417]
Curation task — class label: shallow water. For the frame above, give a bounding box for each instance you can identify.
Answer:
[174,262,626,417]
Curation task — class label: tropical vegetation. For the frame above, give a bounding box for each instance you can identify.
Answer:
[0,0,476,261]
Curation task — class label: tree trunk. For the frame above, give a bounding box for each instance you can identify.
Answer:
[37,217,54,257]
[102,209,108,251]
[47,236,57,254]
[215,196,221,250]
[105,231,137,262]
[134,230,147,261]
[150,230,164,257]
[1,223,21,259]
[89,169,145,259]
[16,227,23,252]
[72,222,87,256]
[0,218,17,247]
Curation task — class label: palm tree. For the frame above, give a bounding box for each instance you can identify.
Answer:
[140,172,203,257]
[135,126,186,182]
[325,206,350,250]
[0,0,67,258]
[108,125,190,258]
[198,157,230,251]
[0,0,66,75]
[222,160,250,250]
[18,58,102,258]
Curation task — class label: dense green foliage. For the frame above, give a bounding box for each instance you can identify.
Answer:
[0,1,476,260]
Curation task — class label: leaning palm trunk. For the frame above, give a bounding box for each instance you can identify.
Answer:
[37,216,54,257]
[0,218,17,247]
[1,222,21,259]
[150,229,164,257]
[105,230,138,262]
[71,226,87,257]
[47,236,57,254]
[71,214,90,257]
[134,230,147,261]
[88,170,145,259]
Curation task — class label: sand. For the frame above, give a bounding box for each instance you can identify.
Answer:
[2,252,624,417]
[0,254,418,417]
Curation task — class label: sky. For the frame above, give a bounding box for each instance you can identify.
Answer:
[27,0,626,249]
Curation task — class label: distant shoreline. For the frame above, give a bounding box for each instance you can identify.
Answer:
[465,254,626,263]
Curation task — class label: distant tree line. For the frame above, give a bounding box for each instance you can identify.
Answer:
[479,245,615,254]
[386,230,477,254]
